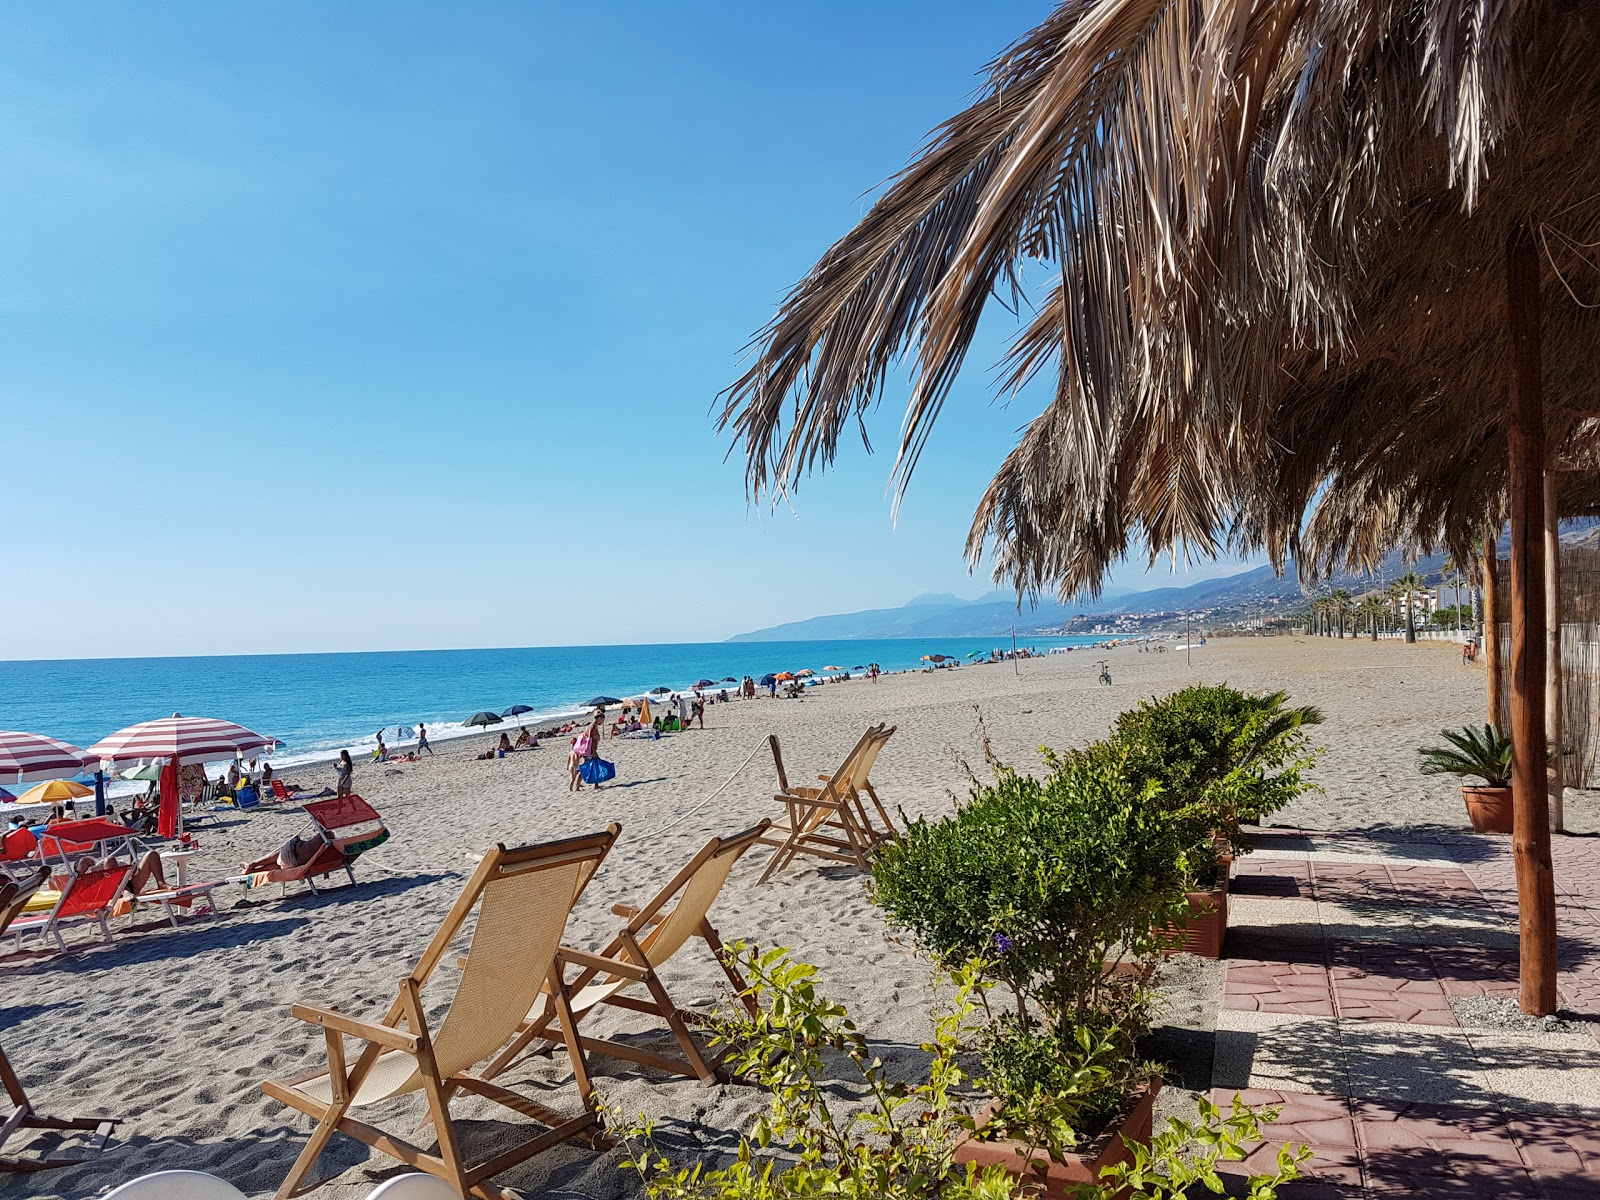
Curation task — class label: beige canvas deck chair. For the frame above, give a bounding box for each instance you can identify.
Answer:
[262,826,620,1200]
[757,724,897,883]
[481,821,769,1087]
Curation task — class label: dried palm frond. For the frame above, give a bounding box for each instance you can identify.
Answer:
[722,0,1600,598]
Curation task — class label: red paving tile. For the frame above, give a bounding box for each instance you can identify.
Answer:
[1211,1088,1363,1188]
[1210,1089,1600,1199]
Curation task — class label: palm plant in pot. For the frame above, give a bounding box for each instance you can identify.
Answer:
[1419,724,1514,834]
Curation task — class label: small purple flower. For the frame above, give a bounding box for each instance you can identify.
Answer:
[995,932,1014,955]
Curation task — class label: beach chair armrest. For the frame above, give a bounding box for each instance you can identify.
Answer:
[610,903,641,918]
[558,946,650,980]
[289,1003,421,1054]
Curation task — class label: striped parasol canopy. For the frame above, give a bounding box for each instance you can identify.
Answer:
[0,730,96,784]
[87,715,275,768]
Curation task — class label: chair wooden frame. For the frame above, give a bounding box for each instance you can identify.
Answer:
[0,1041,119,1174]
[481,821,769,1088]
[262,825,620,1200]
[757,725,897,883]
[1,871,120,1172]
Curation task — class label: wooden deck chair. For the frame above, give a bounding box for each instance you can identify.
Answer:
[757,724,896,882]
[482,821,769,1088]
[261,826,620,1200]
[0,880,120,1171]
[0,1040,119,1173]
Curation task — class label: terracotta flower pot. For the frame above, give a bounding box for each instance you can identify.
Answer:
[1462,785,1514,834]
[954,1079,1162,1200]
[1162,878,1228,959]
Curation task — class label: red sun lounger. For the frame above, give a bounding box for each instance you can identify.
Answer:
[244,794,389,896]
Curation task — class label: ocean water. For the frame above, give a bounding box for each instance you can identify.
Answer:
[0,637,1103,783]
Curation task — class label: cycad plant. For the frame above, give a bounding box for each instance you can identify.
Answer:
[1419,725,1513,789]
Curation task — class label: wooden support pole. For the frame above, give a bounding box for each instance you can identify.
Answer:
[1506,223,1557,1016]
[1484,537,1503,727]
[1545,470,1564,835]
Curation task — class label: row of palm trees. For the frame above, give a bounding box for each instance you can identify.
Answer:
[1304,567,1473,644]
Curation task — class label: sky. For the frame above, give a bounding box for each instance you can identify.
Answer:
[0,1,1256,660]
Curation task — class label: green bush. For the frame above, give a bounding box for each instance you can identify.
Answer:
[976,1015,1157,1163]
[618,947,1307,1200]
[870,747,1193,1034]
[1109,685,1322,857]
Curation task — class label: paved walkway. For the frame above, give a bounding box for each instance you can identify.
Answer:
[1213,828,1600,1198]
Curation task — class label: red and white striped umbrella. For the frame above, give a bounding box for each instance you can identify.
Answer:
[0,730,96,784]
[87,716,275,768]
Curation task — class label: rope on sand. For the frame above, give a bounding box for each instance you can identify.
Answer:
[631,737,770,840]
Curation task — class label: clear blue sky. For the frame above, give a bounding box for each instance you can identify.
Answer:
[0,1,1253,660]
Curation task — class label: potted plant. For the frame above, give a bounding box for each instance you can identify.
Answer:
[1419,724,1514,833]
[618,946,1309,1200]
[870,748,1194,1188]
[1106,685,1322,957]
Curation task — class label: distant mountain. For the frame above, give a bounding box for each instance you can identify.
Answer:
[729,564,1331,641]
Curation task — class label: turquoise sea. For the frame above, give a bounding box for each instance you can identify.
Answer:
[0,637,1103,778]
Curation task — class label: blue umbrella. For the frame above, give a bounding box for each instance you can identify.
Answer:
[502,704,535,719]
[758,674,777,687]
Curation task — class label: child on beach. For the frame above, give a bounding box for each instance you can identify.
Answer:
[417,722,433,755]
[567,735,588,791]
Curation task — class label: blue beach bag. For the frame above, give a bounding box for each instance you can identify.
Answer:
[579,757,616,786]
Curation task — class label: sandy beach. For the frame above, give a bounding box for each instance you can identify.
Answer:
[4,634,1579,1200]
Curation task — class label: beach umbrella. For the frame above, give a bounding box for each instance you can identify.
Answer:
[465,712,503,728]
[0,730,96,784]
[585,696,622,708]
[758,673,777,687]
[501,704,535,719]
[0,786,14,803]
[120,762,164,782]
[88,716,275,769]
[691,679,716,689]
[823,665,843,672]
[15,778,92,808]
[773,672,794,682]
[721,676,737,682]
[648,686,671,695]
[158,755,178,838]
[795,669,814,677]
[638,697,653,723]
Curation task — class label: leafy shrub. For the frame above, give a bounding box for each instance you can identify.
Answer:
[870,747,1193,1033]
[1109,685,1322,857]
[976,1014,1157,1162]
[618,947,1307,1200]
[618,946,1016,1200]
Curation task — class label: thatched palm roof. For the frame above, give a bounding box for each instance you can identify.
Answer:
[719,0,1600,598]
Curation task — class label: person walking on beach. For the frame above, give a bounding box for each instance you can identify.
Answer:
[417,722,433,755]
[336,750,354,797]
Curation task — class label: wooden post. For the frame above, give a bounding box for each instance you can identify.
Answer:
[1506,224,1557,1016]
[1544,469,1564,834]
[1484,538,1503,727]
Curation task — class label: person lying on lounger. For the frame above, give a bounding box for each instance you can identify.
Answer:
[240,833,324,874]
[76,850,169,895]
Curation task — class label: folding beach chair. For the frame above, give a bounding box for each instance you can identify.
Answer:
[0,878,121,1171]
[482,821,769,1086]
[261,827,620,1200]
[757,724,897,882]
[8,864,131,952]
[244,795,389,896]
[0,1040,119,1173]
[270,779,297,802]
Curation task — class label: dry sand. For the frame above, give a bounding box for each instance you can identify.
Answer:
[4,635,1579,1199]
